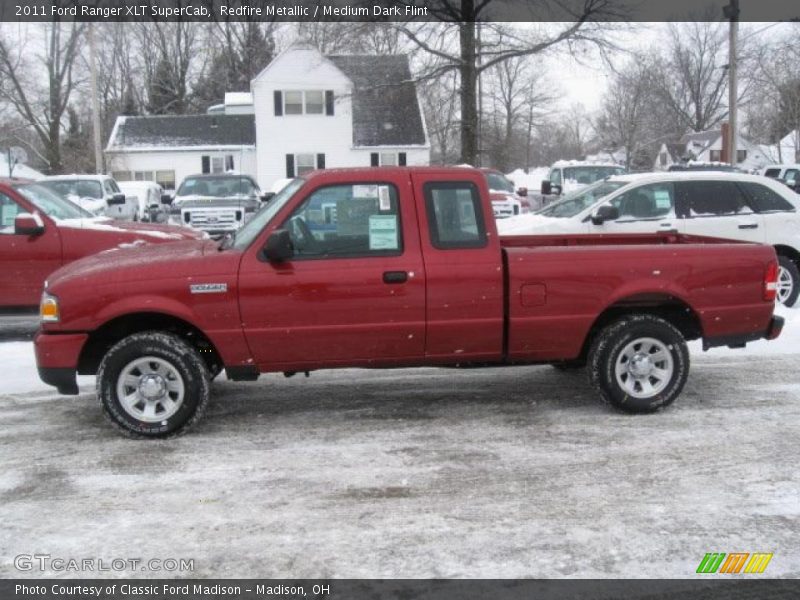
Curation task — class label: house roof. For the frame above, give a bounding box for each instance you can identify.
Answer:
[0,156,44,180]
[327,54,427,147]
[679,130,720,146]
[107,114,256,150]
[665,142,686,161]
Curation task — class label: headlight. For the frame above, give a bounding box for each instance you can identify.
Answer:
[40,292,60,323]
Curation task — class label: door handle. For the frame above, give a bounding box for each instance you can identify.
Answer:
[738,223,759,229]
[383,271,408,284]
[659,223,673,227]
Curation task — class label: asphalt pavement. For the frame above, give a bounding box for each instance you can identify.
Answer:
[1,352,798,578]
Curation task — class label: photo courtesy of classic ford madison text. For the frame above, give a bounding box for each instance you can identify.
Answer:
[1,1,800,595]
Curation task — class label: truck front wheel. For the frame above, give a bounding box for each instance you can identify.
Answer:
[588,315,689,414]
[97,332,211,438]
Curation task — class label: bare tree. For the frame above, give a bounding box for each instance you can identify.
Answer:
[396,0,626,164]
[0,22,86,173]
[420,73,461,164]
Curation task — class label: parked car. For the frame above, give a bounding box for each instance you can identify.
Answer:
[34,167,783,437]
[539,161,626,198]
[498,171,800,306]
[117,181,169,222]
[668,162,741,172]
[167,174,265,235]
[760,164,800,193]
[39,174,138,220]
[481,168,536,218]
[0,178,204,310]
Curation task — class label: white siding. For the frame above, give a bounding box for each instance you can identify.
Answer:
[251,45,429,189]
[105,148,258,189]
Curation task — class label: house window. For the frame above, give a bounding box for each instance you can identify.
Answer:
[737,149,747,163]
[371,152,408,167]
[112,171,131,181]
[305,91,324,114]
[709,150,722,162]
[156,170,176,190]
[284,91,303,115]
[134,170,154,182]
[296,154,316,176]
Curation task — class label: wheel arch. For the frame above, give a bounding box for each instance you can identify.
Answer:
[773,244,800,265]
[578,293,702,361]
[77,312,223,376]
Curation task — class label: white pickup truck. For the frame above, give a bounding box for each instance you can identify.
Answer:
[538,160,626,200]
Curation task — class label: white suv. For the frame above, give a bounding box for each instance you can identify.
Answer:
[498,172,800,306]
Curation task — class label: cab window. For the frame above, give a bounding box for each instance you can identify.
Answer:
[550,169,562,186]
[424,181,486,249]
[609,183,675,220]
[675,181,753,218]
[739,182,795,213]
[282,183,402,259]
[0,192,23,233]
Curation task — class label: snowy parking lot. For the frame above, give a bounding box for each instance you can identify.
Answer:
[1,309,799,578]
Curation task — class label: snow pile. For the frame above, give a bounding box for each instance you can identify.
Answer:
[506,167,549,191]
[497,213,580,236]
[3,342,93,395]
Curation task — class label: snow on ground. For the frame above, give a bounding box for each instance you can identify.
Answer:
[506,167,550,191]
[4,342,94,395]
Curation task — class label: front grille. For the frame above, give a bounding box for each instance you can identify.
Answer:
[183,208,241,231]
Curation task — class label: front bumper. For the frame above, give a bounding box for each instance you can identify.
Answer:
[703,315,784,350]
[34,332,89,395]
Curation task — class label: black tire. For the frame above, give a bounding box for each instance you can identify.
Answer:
[97,331,210,438]
[588,315,689,414]
[551,360,586,371]
[777,255,800,308]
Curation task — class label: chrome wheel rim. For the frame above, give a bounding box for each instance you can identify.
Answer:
[116,356,185,423]
[777,266,794,304]
[614,337,674,399]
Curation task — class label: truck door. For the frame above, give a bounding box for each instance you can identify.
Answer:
[238,174,426,369]
[411,173,504,361]
[0,190,62,308]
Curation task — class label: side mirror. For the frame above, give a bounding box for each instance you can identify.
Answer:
[15,213,45,236]
[161,193,174,205]
[260,192,275,203]
[516,187,528,197]
[107,193,126,206]
[540,180,552,195]
[261,229,294,262]
[591,205,620,226]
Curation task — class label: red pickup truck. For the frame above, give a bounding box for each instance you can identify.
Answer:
[0,179,202,310]
[34,167,784,437]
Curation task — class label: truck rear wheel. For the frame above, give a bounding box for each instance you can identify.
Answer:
[97,332,210,438]
[588,315,689,414]
[777,255,799,307]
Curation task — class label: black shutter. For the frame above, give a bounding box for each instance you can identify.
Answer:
[201,156,210,174]
[285,154,295,178]
[398,152,407,166]
[225,155,234,171]
[325,90,334,116]
[274,91,283,116]
[370,153,379,167]
[316,153,326,169]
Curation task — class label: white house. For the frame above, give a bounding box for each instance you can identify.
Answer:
[105,43,430,191]
[1,154,44,180]
[250,43,429,187]
[653,128,774,172]
[104,112,257,190]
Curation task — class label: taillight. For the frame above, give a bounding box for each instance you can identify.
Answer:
[764,260,778,302]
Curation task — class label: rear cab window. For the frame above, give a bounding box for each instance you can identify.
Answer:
[675,181,753,218]
[423,181,487,249]
[739,182,796,213]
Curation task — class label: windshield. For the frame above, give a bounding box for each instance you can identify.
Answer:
[537,180,627,218]
[231,178,305,250]
[486,172,515,193]
[562,166,625,185]
[40,179,104,200]
[14,183,93,220]
[177,176,259,198]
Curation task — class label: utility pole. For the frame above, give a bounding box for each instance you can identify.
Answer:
[724,0,740,166]
[87,23,103,174]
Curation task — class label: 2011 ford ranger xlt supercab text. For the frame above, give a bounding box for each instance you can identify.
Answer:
[33,167,785,438]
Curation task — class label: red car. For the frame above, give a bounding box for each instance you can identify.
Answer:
[34,167,783,437]
[0,178,204,310]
